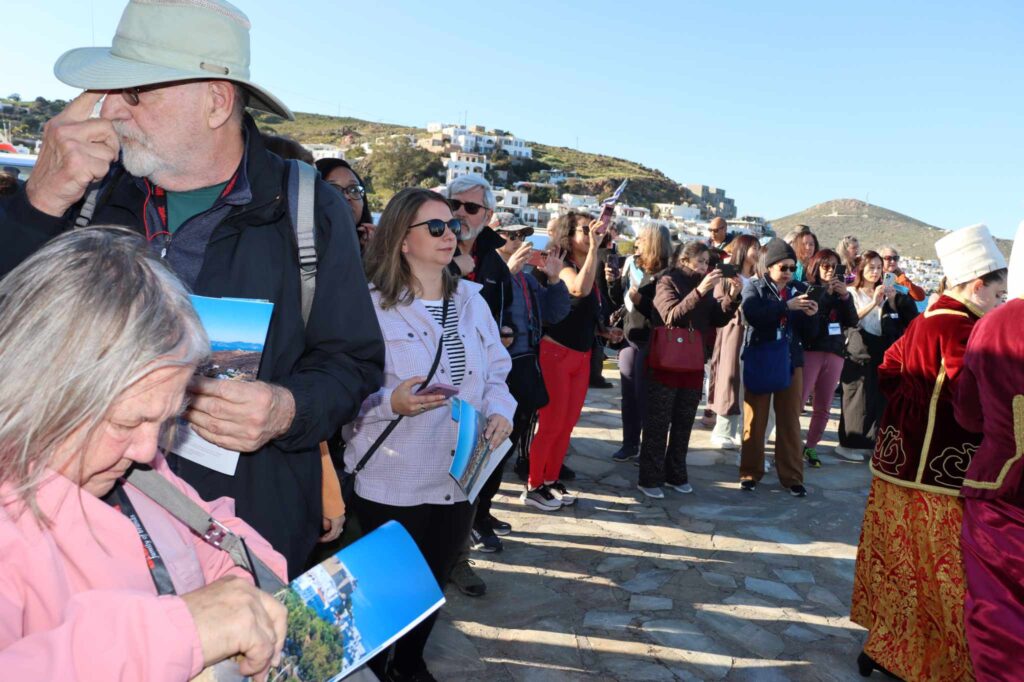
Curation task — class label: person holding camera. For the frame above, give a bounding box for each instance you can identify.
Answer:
[799,249,858,467]
[636,241,741,498]
[525,211,621,510]
[837,251,918,461]
[347,188,515,681]
[739,239,820,497]
[472,224,570,551]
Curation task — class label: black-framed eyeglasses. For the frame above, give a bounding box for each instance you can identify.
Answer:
[329,183,365,201]
[409,218,462,238]
[449,199,488,215]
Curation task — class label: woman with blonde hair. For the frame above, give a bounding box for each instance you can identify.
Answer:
[609,222,673,462]
[347,187,515,681]
[0,227,288,680]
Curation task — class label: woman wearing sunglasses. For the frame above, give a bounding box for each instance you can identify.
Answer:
[739,239,819,497]
[347,188,515,682]
[525,211,619,511]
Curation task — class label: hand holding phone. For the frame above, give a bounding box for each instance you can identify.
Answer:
[717,263,738,278]
[414,383,459,399]
[805,284,827,304]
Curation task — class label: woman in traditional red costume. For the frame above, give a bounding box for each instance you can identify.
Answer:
[851,224,1008,680]
[956,220,1024,682]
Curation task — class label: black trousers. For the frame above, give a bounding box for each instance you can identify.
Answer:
[477,403,537,522]
[353,495,475,676]
[839,358,885,449]
[638,381,702,488]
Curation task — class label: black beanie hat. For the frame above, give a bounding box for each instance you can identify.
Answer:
[763,238,797,268]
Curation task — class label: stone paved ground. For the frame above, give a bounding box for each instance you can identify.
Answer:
[425,366,871,681]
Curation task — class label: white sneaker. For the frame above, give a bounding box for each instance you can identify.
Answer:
[834,446,866,462]
[521,485,562,511]
[637,484,665,499]
[709,437,739,450]
[667,482,693,494]
[547,481,577,506]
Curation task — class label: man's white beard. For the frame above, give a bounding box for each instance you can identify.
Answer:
[113,122,174,182]
[459,224,482,242]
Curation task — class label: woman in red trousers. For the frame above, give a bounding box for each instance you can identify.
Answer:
[523,211,621,511]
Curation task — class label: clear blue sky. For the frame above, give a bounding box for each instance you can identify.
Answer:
[5,0,1022,237]
[190,295,273,345]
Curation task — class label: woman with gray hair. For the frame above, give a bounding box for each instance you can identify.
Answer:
[0,228,288,680]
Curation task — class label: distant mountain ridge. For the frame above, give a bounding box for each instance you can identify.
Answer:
[211,340,264,352]
[771,199,1013,260]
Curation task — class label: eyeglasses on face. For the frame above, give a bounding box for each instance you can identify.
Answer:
[819,261,838,271]
[449,199,488,215]
[882,255,900,262]
[409,218,462,238]
[118,83,167,106]
[775,265,798,273]
[329,183,365,201]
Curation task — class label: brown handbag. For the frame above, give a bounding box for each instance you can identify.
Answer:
[647,324,705,373]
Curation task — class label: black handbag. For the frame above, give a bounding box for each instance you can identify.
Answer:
[341,298,449,508]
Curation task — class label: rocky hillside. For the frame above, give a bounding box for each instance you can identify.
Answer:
[771,199,1012,260]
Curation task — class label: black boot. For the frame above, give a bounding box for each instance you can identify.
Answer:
[857,651,902,679]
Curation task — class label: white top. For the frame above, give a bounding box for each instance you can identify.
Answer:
[852,287,882,336]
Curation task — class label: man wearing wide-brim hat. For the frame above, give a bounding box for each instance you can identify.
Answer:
[0,0,385,583]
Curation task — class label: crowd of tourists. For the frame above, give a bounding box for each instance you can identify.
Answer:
[0,2,1022,682]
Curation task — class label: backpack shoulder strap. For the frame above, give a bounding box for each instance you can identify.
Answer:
[125,466,287,594]
[287,159,318,325]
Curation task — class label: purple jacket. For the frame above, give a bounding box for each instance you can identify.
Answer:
[344,280,516,506]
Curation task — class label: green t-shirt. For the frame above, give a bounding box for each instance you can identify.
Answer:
[166,181,229,234]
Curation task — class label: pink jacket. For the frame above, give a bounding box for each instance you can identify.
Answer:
[0,453,287,681]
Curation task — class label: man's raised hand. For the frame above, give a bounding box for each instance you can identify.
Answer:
[26,91,120,217]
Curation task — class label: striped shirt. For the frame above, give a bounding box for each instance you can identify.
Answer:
[423,299,466,386]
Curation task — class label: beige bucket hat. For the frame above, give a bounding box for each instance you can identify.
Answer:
[53,0,292,119]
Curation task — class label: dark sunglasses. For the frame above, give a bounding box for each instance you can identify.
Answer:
[449,199,488,215]
[329,183,365,201]
[776,265,798,273]
[409,218,462,238]
[882,255,900,262]
[499,229,533,241]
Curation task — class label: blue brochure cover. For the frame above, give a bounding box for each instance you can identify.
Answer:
[189,295,274,381]
[449,398,511,502]
[273,521,445,681]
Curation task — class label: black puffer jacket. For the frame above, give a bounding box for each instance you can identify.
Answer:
[0,115,385,576]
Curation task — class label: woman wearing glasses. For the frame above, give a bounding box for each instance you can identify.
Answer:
[315,158,375,250]
[739,239,819,496]
[837,251,918,460]
[346,188,515,682]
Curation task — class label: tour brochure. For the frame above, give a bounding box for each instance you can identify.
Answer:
[271,521,444,681]
[449,397,512,503]
[171,295,274,476]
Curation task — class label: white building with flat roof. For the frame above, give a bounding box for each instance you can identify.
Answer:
[302,143,345,161]
[442,151,488,184]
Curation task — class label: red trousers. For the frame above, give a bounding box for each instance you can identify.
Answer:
[528,339,591,489]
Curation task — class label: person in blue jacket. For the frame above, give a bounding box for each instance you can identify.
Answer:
[739,239,819,497]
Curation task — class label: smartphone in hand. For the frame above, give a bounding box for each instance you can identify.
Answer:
[805,284,827,304]
[717,263,738,278]
[882,272,897,289]
[415,383,459,399]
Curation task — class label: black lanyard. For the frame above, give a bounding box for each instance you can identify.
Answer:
[107,482,177,596]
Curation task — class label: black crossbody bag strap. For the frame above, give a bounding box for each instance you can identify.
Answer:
[351,297,450,477]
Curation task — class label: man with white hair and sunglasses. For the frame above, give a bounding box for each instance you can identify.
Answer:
[0,0,384,578]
